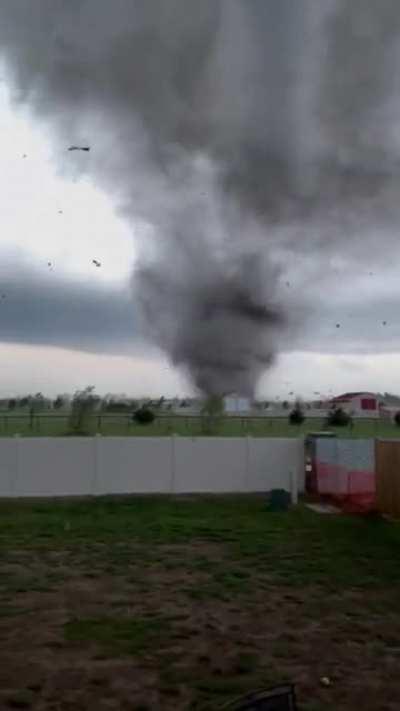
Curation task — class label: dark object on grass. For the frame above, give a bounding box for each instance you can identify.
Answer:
[289,402,305,425]
[133,407,155,425]
[222,684,297,710]
[68,145,90,151]
[267,489,291,512]
[326,406,351,427]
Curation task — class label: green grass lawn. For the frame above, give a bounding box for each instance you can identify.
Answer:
[0,496,399,709]
[0,412,398,438]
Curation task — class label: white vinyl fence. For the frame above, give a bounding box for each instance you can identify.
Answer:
[0,436,304,499]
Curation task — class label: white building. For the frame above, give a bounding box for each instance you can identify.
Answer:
[223,394,251,414]
[329,392,380,418]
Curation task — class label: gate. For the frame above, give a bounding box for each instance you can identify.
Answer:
[376,440,400,518]
[312,437,376,512]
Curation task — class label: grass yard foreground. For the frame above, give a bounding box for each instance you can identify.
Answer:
[0,496,399,709]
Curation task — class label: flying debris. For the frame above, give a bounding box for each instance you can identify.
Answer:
[336,324,341,328]
[22,154,27,158]
[58,210,63,214]
[92,259,101,268]
[68,146,90,152]
[383,321,387,326]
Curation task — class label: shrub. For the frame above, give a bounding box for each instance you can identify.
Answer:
[134,407,155,425]
[326,407,351,427]
[289,403,305,425]
[53,395,65,410]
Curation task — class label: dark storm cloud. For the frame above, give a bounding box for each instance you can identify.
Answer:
[0,263,135,354]
[1,1,400,394]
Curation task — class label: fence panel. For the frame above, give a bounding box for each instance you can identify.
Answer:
[174,438,247,493]
[247,438,304,493]
[96,437,172,495]
[16,438,94,497]
[376,440,400,518]
[0,436,304,498]
[0,439,18,497]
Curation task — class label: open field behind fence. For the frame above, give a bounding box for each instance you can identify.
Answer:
[0,413,399,438]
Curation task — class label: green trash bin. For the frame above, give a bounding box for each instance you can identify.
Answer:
[267,489,291,512]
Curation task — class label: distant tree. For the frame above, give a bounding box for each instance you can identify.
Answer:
[133,406,155,425]
[289,401,305,425]
[326,407,351,427]
[53,395,65,410]
[68,386,99,435]
[32,393,45,412]
[394,411,400,427]
[8,398,16,411]
[282,400,289,410]
[19,396,30,408]
[201,395,224,434]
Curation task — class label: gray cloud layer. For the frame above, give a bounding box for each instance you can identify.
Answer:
[0,256,399,359]
[0,261,135,354]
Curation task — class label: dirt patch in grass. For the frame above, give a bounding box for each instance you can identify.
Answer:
[0,498,400,709]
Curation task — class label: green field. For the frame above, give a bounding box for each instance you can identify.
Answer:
[0,496,399,710]
[0,411,398,438]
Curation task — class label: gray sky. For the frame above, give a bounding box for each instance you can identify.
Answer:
[1,22,400,400]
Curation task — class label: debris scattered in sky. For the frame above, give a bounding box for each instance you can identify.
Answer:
[383,321,387,326]
[68,146,90,152]
[336,324,341,328]
[92,259,101,268]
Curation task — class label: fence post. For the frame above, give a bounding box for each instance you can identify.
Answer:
[92,434,101,496]
[290,466,298,505]
[244,435,251,492]
[13,434,20,497]
[170,435,176,494]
